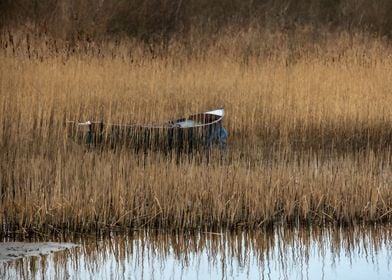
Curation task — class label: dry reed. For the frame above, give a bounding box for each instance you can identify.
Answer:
[1,31,392,235]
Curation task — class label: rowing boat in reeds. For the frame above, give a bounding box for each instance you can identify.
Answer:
[67,108,228,151]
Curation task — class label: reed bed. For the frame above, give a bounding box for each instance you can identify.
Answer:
[1,32,392,235]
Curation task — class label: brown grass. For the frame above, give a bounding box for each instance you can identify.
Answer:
[1,31,392,235]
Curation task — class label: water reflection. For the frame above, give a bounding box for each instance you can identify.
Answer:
[1,225,391,279]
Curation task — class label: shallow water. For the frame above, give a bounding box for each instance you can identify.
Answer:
[1,225,391,280]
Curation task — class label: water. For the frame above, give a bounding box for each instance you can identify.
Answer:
[1,225,391,280]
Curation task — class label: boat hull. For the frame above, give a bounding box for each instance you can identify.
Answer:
[67,109,226,151]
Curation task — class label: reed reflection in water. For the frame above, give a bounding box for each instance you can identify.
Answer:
[1,225,391,280]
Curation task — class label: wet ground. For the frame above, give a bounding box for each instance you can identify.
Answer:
[0,242,78,263]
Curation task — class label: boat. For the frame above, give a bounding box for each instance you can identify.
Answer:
[67,108,228,151]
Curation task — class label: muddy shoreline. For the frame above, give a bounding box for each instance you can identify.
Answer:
[0,242,78,263]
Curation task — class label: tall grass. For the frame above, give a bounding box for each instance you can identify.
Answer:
[1,31,392,235]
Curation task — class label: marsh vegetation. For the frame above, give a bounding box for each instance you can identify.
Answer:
[1,27,392,236]
[1,1,392,237]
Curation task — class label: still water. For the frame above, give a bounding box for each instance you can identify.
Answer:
[1,225,391,280]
